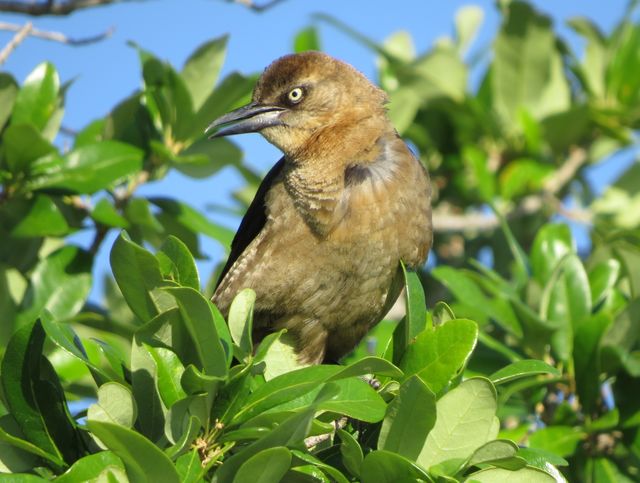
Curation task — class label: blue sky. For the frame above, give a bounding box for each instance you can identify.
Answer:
[1,0,632,300]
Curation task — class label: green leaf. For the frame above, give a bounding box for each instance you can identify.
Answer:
[88,382,137,428]
[41,314,113,385]
[8,195,69,238]
[56,452,126,483]
[12,62,60,135]
[0,414,59,469]
[172,137,242,179]
[589,259,621,308]
[567,17,606,97]
[149,197,234,248]
[360,450,433,483]
[294,27,321,52]
[163,287,228,378]
[145,345,187,408]
[233,447,291,483]
[317,378,386,422]
[499,159,554,200]
[157,235,200,290]
[193,72,255,134]
[540,254,592,362]
[455,5,484,55]
[489,360,560,385]
[0,73,18,131]
[329,356,403,380]
[404,264,427,341]
[131,335,167,442]
[165,413,202,459]
[516,447,568,468]
[176,450,205,483]
[214,407,317,483]
[0,320,78,468]
[2,124,56,173]
[492,1,569,125]
[232,366,340,425]
[26,141,144,194]
[110,231,165,322]
[378,375,436,460]
[400,318,478,394]
[228,288,256,359]
[574,314,612,413]
[16,246,91,327]
[601,298,640,375]
[531,224,573,285]
[528,426,585,458]
[337,429,363,478]
[464,466,557,482]
[87,421,181,483]
[467,439,522,468]
[92,198,129,228]
[181,35,229,112]
[418,378,498,472]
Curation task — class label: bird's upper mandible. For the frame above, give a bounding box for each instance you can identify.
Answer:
[206,51,390,158]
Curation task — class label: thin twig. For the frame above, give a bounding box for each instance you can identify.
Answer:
[0,21,114,46]
[230,0,287,12]
[432,147,590,233]
[0,0,133,16]
[0,21,31,66]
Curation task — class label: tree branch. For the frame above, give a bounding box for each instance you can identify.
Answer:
[0,0,140,16]
[0,21,114,45]
[432,147,590,233]
[0,21,31,65]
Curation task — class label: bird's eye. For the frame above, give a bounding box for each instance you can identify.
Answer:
[287,87,304,104]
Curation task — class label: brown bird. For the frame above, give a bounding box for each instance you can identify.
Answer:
[207,51,432,364]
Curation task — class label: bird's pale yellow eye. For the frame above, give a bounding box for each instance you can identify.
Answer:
[287,87,304,104]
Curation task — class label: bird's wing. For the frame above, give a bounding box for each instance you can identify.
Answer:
[215,157,286,288]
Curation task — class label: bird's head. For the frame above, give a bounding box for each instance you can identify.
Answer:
[206,51,389,156]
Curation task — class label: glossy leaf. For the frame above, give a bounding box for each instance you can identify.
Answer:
[530,224,573,285]
[467,439,522,468]
[164,287,228,377]
[378,375,436,460]
[181,35,228,111]
[110,232,165,322]
[0,72,18,130]
[228,288,256,359]
[16,246,91,328]
[574,314,612,413]
[464,466,557,482]
[55,451,126,483]
[589,259,621,308]
[0,320,79,468]
[337,429,363,478]
[27,141,143,194]
[489,360,560,385]
[12,62,60,134]
[418,378,498,472]
[317,377,386,422]
[9,195,69,238]
[88,421,181,483]
[294,26,321,52]
[2,124,56,173]
[233,447,291,483]
[157,235,200,290]
[88,382,137,428]
[399,318,478,394]
[360,450,432,483]
[149,197,234,248]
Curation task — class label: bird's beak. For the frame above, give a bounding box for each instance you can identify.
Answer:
[205,102,286,138]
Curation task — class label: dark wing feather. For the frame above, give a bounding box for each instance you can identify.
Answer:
[215,157,285,289]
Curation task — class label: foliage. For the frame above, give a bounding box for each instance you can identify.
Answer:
[0,1,639,482]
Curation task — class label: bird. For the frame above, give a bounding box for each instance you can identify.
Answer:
[206,51,432,365]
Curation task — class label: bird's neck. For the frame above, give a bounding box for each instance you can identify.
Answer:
[283,116,398,237]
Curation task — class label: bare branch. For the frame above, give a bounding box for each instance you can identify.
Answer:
[0,21,114,45]
[228,0,287,12]
[432,147,590,233]
[0,0,136,16]
[0,21,31,65]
